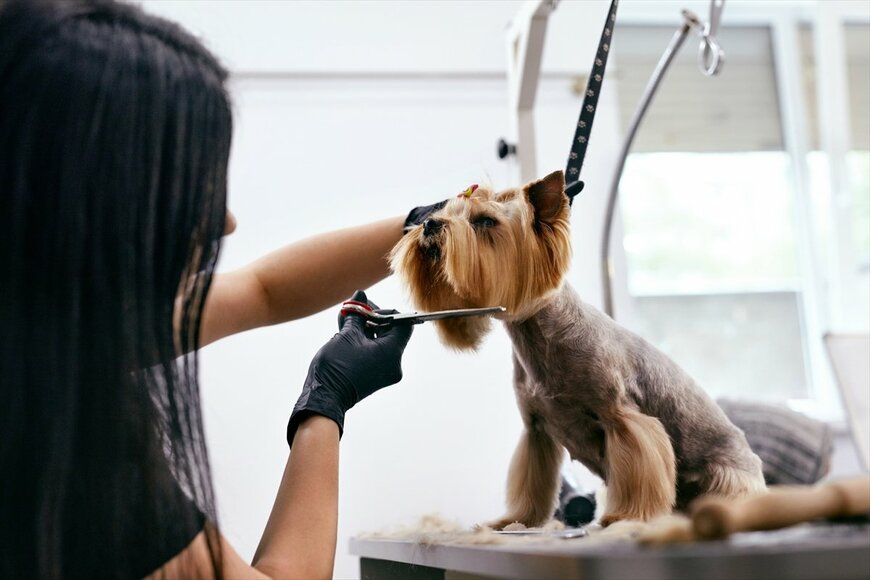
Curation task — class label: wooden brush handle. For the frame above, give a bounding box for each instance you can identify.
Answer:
[692,476,870,540]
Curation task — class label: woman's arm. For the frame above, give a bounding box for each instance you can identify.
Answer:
[200,215,404,346]
[149,416,340,580]
[251,415,339,578]
[157,289,412,579]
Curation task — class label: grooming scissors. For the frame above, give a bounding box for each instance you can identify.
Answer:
[340,300,505,330]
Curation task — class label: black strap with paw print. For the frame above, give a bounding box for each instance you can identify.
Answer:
[564,0,619,204]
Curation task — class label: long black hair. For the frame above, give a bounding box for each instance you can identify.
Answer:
[0,0,232,577]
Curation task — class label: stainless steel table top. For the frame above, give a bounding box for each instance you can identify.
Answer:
[350,523,870,580]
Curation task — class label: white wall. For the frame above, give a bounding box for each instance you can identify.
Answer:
[139,2,622,578]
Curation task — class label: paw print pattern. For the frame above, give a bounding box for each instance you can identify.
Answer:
[565,0,618,192]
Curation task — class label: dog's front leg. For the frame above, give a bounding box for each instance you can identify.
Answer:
[487,417,563,530]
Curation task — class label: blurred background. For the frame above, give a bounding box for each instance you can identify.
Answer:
[139,1,869,578]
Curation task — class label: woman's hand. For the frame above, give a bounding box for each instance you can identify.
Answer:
[403,199,447,233]
[286,290,413,447]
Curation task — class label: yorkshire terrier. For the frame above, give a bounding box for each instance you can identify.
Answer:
[391,170,766,528]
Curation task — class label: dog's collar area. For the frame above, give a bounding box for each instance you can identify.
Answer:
[565,181,585,204]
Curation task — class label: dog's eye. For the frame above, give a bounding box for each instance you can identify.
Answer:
[473,216,497,229]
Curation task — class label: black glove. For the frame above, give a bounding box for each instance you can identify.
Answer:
[404,200,447,233]
[286,290,414,447]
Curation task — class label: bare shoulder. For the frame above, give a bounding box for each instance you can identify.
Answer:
[146,530,270,580]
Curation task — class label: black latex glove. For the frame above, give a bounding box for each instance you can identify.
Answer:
[286,290,414,447]
[404,200,447,234]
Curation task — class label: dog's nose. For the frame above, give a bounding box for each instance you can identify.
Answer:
[423,219,443,237]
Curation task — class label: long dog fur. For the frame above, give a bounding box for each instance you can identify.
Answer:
[391,170,766,527]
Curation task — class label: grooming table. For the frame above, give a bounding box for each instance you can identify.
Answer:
[350,523,870,580]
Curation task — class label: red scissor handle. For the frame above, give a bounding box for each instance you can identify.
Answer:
[340,300,374,318]
[339,299,397,329]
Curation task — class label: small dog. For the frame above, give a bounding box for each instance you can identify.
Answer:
[391,170,766,528]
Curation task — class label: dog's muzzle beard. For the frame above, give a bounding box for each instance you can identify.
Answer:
[418,218,444,260]
[420,241,441,261]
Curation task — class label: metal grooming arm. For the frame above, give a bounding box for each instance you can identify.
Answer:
[504,0,726,318]
[504,0,558,184]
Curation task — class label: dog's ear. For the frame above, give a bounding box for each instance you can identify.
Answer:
[523,170,566,224]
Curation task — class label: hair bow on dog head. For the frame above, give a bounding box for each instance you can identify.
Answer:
[457,184,479,198]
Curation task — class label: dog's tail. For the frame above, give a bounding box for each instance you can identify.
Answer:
[600,408,676,525]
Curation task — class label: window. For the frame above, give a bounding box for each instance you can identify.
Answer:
[613,26,810,401]
[801,23,870,330]
[842,24,869,270]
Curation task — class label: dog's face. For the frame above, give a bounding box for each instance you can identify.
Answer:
[391,170,572,349]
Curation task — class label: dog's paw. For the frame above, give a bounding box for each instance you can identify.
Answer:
[637,515,695,545]
[481,517,523,531]
[599,512,631,527]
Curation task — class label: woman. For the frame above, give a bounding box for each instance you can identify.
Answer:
[0,0,440,577]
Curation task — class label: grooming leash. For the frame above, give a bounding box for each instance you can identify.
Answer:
[564,0,619,205]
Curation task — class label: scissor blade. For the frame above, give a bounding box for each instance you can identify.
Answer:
[388,306,506,325]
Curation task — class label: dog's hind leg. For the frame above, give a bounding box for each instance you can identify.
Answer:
[488,418,563,529]
[600,408,676,526]
[705,460,767,499]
